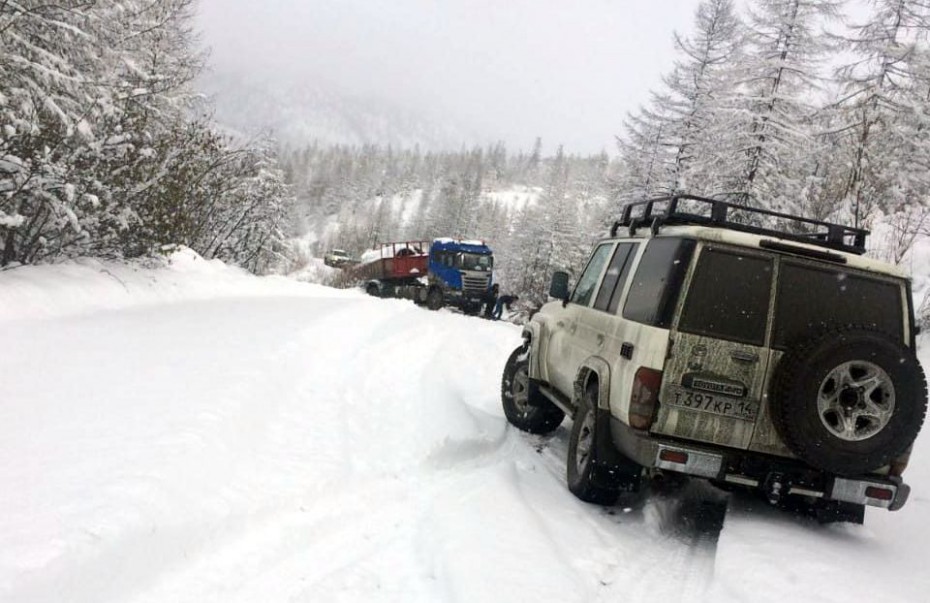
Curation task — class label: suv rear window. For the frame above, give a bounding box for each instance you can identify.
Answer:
[623,238,696,327]
[678,248,773,346]
[773,262,904,348]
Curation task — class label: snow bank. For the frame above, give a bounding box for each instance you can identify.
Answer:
[286,256,341,286]
[0,247,348,323]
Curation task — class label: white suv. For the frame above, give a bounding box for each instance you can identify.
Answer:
[501,196,927,523]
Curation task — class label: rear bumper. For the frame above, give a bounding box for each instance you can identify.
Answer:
[610,418,909,510]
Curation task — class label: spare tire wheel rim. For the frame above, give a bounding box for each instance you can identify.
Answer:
[575,409,595,474]
[817,360,896,442]
[512,364,531,414]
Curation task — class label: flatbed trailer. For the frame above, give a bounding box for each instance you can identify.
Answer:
[350,241,429,284]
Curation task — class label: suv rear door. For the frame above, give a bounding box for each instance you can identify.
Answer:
[654,244,775,449]
[747,258,910,456]
[608,237,696,424]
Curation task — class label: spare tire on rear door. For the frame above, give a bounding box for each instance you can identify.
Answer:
[769,326,927,475]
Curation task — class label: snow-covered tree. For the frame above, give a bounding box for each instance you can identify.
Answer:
[616,0,745,203]
[831,0,930,227]
[721,0,841,212]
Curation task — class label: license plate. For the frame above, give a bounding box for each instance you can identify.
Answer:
[663,385,758,422]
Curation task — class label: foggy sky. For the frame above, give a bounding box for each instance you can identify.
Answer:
[195,0,704,154]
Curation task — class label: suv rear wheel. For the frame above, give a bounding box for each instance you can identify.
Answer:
[567,383,625,505]
[501,347,564,434]
[770,326,928,475]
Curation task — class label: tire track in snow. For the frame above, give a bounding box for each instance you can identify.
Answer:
[508,429,724,602]
[127,476,441,603]
[4,292,730,603]
[188,305,538,601]
[394,315,727,603]
[3,296,408,603]
[114,300,518,603]
[123,299,440,603]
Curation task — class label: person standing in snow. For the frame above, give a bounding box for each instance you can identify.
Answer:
[483,283,499,318]
[492,294,519,320]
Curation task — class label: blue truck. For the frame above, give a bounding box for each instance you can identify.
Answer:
[350,238,494,313]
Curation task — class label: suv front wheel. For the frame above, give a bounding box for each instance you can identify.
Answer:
[501,346,564,434]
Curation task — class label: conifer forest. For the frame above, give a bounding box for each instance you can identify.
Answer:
[3,0,930,319]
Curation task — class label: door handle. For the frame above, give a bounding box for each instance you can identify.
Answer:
[596,334,605,347]
[730,350,759,364]
[557,320,565,328]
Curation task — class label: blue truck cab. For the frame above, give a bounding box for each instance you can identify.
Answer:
[425,238,494,312]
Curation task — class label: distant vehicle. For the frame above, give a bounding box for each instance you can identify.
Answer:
[502,195,927,524]
[349,238,494,313]
[323,249,358,268]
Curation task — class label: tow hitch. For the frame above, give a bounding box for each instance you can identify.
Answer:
[763,472,788,504]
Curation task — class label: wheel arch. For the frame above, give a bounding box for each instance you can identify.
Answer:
[522,322,543,379]
[575,357,611,412]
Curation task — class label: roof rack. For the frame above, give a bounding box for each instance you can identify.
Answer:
[610,194,869,255]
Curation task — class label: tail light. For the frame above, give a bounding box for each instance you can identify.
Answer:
[659,449,688,464]
[630,367,662,430]
[865,486,894,501]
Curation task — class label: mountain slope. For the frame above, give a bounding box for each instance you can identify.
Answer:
[199,71,474,150]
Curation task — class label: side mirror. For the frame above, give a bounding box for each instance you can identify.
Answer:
[549,271,570,303]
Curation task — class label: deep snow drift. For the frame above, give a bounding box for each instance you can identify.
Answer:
[1,255,928,603]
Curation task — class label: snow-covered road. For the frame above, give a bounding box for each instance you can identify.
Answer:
[2,258,929,602]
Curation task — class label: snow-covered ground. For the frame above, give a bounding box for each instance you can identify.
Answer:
[1,256,929,603]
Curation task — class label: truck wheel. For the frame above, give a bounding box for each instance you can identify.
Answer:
[366,283,380,297]
[501,347,564,435]
[426,288,444,311]
[567,383,623,505]
[770,326,928,475]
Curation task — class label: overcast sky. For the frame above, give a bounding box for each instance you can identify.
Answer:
[195,0,705,154]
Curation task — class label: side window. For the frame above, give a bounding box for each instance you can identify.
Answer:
[623,237,696,327]
[773,262,904,348]
[435,251,453,267]
[678,248,773,346]
[570,243,613,307]
[594,242,638,313]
